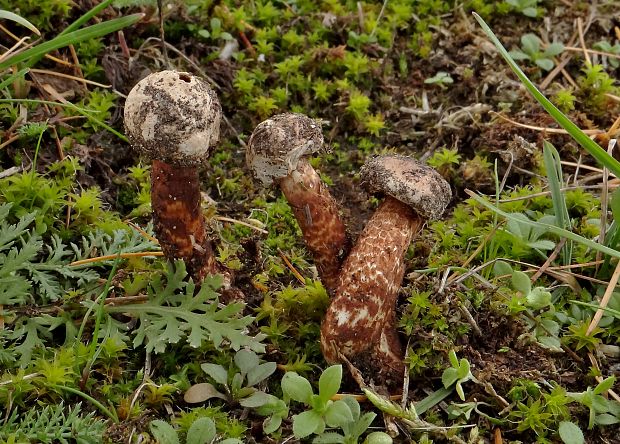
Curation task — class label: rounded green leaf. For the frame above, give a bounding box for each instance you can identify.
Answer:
[442,367,458,388]
[318,365,342,402]
[149,420,180,444]
[235,349,259,374]
[293,410,322,438]
[536,58,554,71]
[282,372,314,404]
[558,421,584,444]
[324,399,353,427]
[313,432,346,443]
[263,415,283,434]
[186,417,216,444]
[239,390,272,408]
[365,432,393,444]
[201,363,228,386]
[493,260,513,277]
[511,270,531,295]
[247,361,277,387]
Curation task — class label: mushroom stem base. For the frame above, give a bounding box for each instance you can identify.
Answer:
[321,196,423,387]
[151,160,218,281]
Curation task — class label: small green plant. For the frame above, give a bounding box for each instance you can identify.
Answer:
[567,377,620,429]
[281,365,353,439]
[509,33,564,71]
[552,88,577,113]
[150,416,242,444]
[0,402,106,443]
[577,64,618,113]
[424,71,454,87]
[185,349,289,434]
[504,0,542,18]
[346,90,371,122]
[313,396,393,444]
[494,261,561,350]
[441,351,474,401]
[185,349,276,406]
[593,40,620,68]
[427,147,462,177]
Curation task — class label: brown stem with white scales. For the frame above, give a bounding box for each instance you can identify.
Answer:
[150,159,218,282]
[278,160,351,293]
[321,196,423,386]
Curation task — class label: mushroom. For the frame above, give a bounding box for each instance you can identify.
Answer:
[124,70,222,282]
[246,113,350,294]
[320,155,451,387]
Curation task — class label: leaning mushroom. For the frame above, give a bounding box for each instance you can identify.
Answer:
[124,70,221,282]
[246,113,350,294]
[320,155,451,387]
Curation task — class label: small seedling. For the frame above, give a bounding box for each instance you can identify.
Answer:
[150,416,242,444]
[424,71,454,87]
[441,351,474,401]
[567,377,620,429]
[504,0,542,18]
[185,349,276,407]
[281,365,354,439]
[509,33,564,71]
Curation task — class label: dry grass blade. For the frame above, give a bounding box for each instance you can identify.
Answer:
[492,112,604,135]
[70,251,164,266]
[585,259,620,336]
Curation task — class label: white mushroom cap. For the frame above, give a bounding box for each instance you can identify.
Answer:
[124,70,221,167]
[246,113,324,185]
[360,155,452,220]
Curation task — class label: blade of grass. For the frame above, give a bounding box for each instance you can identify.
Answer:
[570,300,620,320]
[414,386,454,415]
[59,0,115,36]
[0,13,144,71]
[543,141,573,265]
[473,12,620,179]
[0,67,29,90]
[49,384,119,423]
[0,10,40,36]
[465,189,620,260]
[0,98,127,142]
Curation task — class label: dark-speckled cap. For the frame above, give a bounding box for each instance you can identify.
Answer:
[246,113,324,185]
[360,155,451,220]
[124,70,221,167]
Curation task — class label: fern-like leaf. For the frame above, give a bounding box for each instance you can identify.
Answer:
[107,262,265,354]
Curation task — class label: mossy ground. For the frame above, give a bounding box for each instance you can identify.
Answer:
[0,0,619,442]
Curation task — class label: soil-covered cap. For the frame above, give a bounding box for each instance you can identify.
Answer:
[124,70,221,167]
[360,155,451,220]
[246,113,324,185]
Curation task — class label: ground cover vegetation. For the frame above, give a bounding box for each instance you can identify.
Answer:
[0,0,619,442]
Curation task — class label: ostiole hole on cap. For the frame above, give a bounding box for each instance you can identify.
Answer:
[178,73,191,82]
